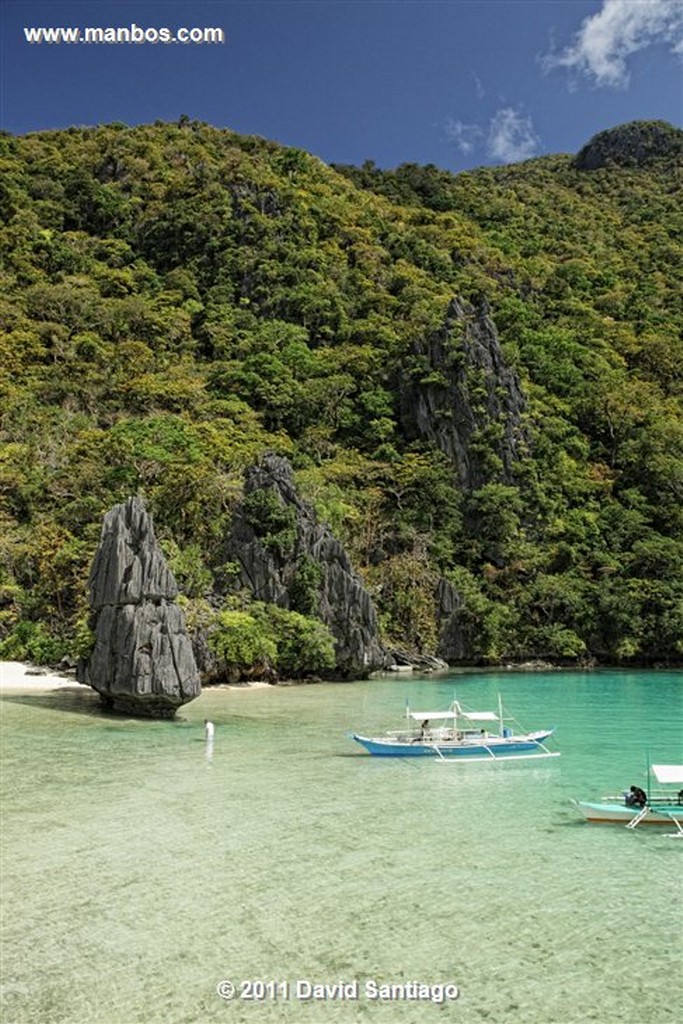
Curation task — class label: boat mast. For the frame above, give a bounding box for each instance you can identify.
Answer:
[498,693,504,737]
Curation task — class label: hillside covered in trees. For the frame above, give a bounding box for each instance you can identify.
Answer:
[0,118,681,673]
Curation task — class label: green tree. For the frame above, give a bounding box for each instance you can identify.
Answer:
[208,610,277,679]
[266,606,335,677]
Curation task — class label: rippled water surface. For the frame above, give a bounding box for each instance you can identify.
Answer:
[1,669,682,1024]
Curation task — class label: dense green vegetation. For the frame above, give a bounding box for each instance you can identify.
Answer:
[202,603,335,682]
[0,118,681,668]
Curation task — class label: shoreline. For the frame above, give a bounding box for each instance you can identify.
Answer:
[0,661,276,694]
[2,659,679,695]
[0,661,88,692]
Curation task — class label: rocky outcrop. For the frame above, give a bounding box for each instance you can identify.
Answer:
[574,120,683,170]
[78,497,200,717]
[226,455,388,678]
[386,646,449,673]
[403,296,530,491]
[435,577,470,663]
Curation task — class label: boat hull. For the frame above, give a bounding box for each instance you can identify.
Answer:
[353,730,554,758]
[575,801,683,826]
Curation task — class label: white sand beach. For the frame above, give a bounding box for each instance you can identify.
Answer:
[0,661,88,691]
[0,661,275,693]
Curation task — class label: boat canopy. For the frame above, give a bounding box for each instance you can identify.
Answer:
[409,711,457,721]
[651,764,683,785]
[408,710,499,722]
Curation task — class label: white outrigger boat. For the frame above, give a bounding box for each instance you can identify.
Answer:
[574,764,683,834]
[352,695,559,761]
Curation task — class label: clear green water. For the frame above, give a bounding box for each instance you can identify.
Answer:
[1,670,682,1024]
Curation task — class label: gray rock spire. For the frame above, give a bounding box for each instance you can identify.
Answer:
[227,455,388,678]
[403,296,530,491]
[78,496,200,717]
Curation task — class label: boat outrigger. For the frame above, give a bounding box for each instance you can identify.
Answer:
[352,695,559,761]
[574,764,683,833]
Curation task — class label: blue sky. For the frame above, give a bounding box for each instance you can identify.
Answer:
[1,1,681,171]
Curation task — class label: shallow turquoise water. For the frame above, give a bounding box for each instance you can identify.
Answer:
[1,669,682,1024]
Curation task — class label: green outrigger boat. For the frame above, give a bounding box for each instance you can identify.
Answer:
[574,763,683,834]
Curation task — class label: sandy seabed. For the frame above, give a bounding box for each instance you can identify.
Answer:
[0,660,88,692]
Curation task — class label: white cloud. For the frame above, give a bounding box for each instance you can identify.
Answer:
[487,108,540,163]
[471,71,486,99]
[445,118,484,154]
[445,108,540,164]
[544,0,683,88]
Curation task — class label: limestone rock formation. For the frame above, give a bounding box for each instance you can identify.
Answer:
[434,577,470,663]
[226,454,388,678]
[386,646,449,673]
[78,497,200,717]
[574,120,683,171]
[403,296,530,491]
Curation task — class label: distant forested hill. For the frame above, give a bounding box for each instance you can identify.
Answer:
[0,118,681,668]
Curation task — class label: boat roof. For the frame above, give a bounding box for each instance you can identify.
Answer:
[651,764,683,785]
[408,710,499,722]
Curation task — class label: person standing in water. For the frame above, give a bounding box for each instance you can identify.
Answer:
[204,719,215,762]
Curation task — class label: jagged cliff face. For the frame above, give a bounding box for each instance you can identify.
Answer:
[434,577,469,663]
[78,497,200,716]
[226,455,388,678]
[404,296,530,491]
